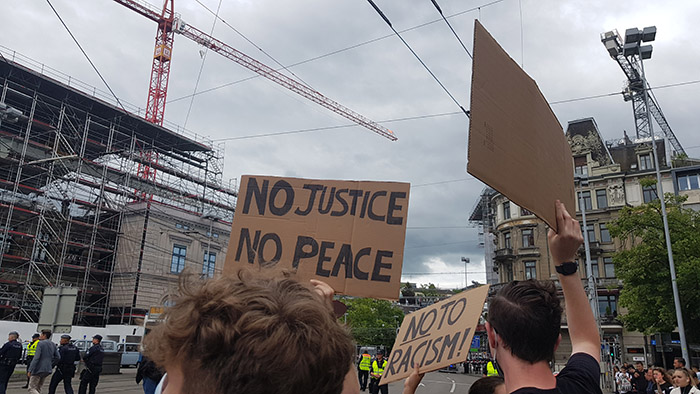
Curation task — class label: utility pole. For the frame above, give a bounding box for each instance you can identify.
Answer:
[461,257,470,288]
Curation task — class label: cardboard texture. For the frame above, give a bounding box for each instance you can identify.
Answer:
[223,175,410,300]
[467,20,575,232]
[380,285,490,385]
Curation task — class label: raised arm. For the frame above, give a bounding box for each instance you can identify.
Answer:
[547,200,600,361]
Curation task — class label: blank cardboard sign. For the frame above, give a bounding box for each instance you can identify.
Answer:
[223,175,410,300]
[467,20,575,231]
[380,285,490,385]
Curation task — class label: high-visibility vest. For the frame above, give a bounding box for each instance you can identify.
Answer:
[359,354,371,371]
[372,359,387,378]
[487,361,499,376]
[27,340,39,357]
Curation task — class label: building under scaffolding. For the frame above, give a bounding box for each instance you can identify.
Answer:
[0,48,236,326]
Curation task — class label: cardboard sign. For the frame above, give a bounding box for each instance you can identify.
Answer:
[223,175,410,300]
[467,20,575,231]
[380,285,489,384]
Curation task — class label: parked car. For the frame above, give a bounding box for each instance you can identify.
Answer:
[117,343,140,367]
[71,339,118,353]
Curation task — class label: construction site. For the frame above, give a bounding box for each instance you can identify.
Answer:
[0,47,237,326]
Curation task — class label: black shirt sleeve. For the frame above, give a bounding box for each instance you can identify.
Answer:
[555,353,603,394]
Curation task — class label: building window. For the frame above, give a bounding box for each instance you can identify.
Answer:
[504,263,514,282]
[521,228,534,248]
[639,154,653,170]
[171,245,187,274]
[581,223,596,242]
[202,251,216,278]
[642,184,657,203]
[206,231,220,239]
[598,294,618,317]
[524,261,536,280]
[590,259,599,278]
[503,232,511,249]
[603,257,615,278]
[503,202,511,220]
[600,223,611,243]
[175,223,190,231]
[574,156,588,177]
[678,173,700,191]
[580,191,592,211]
[596,189,608,209]
[520,208,533,216]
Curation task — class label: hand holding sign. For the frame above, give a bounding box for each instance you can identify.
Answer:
[380,285,489,385]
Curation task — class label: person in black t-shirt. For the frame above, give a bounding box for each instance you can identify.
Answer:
[401,202,603,394]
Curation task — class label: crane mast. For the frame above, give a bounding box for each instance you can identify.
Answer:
[111,0,397,141]
[601,30,685,157]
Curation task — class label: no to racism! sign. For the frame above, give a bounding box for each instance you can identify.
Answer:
[223,175,410,300]
[381,285,490,384]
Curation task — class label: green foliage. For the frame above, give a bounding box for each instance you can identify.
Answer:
[418,283,440,297]
[609,193,700,341]
[342,297,404,348]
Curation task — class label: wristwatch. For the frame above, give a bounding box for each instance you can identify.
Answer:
[555,261,578,276]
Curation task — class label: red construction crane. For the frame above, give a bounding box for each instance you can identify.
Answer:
[112,0,397,141]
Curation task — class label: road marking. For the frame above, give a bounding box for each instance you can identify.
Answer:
[419,383,425,387]
[448,377,456,393]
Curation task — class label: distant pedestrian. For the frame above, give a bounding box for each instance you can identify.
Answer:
[651,367,672,394]
[674,358,687,369]
[22,334,40,389]
[78,335,104,394]
[0,331,22,394]
[357,349,371,391]
[48,334,80,394]
[27,329,60,394]
[369,350,388,394]
[135,354,162,394]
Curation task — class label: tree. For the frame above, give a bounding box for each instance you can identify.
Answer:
[609,190,700,341]
[342,297,404,348]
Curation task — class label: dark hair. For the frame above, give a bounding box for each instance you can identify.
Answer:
[469,376,505,394]
[144,271,355,394]
[487,280,562,363]
[652,367,672,386]
[675,357,687,367]
[41,329,52,340]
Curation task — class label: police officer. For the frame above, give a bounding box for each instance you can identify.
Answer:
[22,333,40,389]
[78,335,104,394]
[48,334,80,394]
[369,350,388,394]
[483,359,499,377]
[0,331,22,394]
[357,349,372,391]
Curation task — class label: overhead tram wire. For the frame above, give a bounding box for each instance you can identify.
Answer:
[429,0,473,59]
[368,0,470,117]
[183,0,224,128]
[45,0,127,114]
[168,0,509,104]
[192,0,310,86]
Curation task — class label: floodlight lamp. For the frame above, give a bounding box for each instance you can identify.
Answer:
[640,45,653,60]
[624,27,641,44]
[623,42,639,57]
[641,26,656,42]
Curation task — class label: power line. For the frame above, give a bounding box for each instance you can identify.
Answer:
[168,0,508,104]
[429,0,473,59]
[44,0,127,113]
[366,0,470,118]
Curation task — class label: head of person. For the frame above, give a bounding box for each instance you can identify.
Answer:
[693,366,699,373]
[644,368,653,381]
[672,368,694,388]
[31,333,39,342]
[674,357,686,369]
[92,334,102,345]
[635,361,644,371]
[469,376,506,394]
[143,271,356,394]
[376,350,384,361]
[60,335,71,345]
[8,331,18,341]
[486,280,562,364]
[614,366,620,373]
[652,367,672,386]
[40,329,52,340]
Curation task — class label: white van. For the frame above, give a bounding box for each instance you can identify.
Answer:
[117,343,140,367]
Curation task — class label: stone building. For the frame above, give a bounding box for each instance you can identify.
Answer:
[470,117,700,370]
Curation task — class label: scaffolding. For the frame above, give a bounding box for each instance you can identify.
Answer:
[0,47,236,326]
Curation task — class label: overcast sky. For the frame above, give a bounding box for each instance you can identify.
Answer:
[3,0,699,289]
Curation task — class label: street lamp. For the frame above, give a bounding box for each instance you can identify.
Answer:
[574,175,599,326]
[624,25,689,364]
[461,257,470,288]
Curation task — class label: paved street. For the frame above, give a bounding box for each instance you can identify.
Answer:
[4,368,480,394]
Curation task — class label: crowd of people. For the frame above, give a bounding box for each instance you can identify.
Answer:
[614,358,700,394]
[0,329,105,394]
